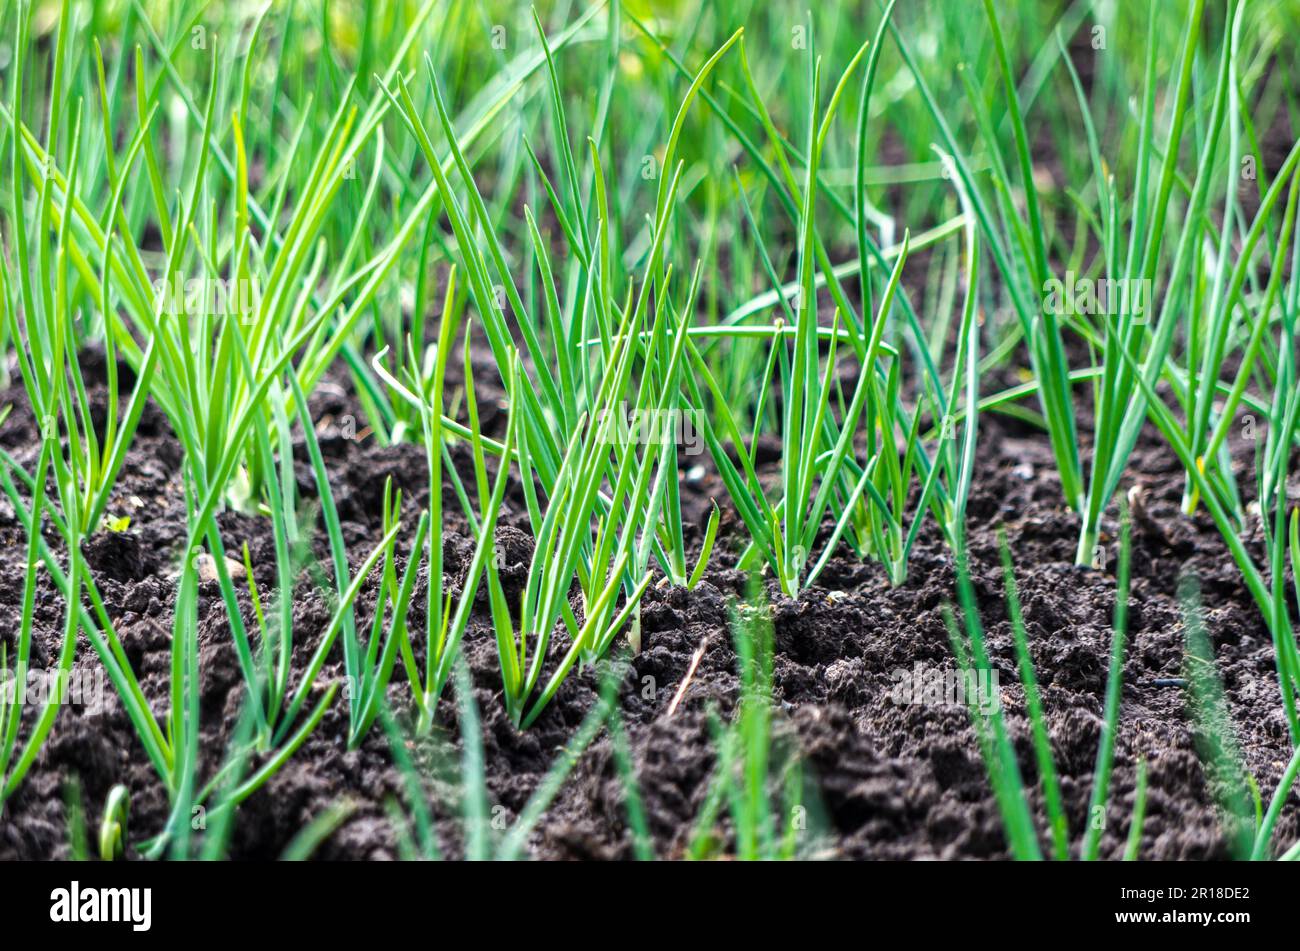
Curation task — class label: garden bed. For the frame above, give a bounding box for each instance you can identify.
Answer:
[2,354,1294,860]
[2,0,1299,867]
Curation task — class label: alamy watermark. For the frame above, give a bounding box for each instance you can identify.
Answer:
[1042,271,1152,321]
[890,663,1001,714]
[152,275,258,319]
[0,665,109,712]
[593,401,703,456]
[49,881,151,932]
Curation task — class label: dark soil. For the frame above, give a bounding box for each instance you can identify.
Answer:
[1,345,1297,861]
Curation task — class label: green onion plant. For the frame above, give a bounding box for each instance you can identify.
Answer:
[944,511,1146,859]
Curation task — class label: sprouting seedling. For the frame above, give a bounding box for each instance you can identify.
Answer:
[382,21,730,605]
[670,4,971,591]
[279,800,360,862]
[686,502,722,591]
[1,0,546,515]
[63,776,89,862]
[1179,574,1300,861]
[372,274,523,734]
[371,656,627,861]
[1108,260,1300,745]
[1180,578,1255,859]
[0,141,88,814]
[887,0,1300,578]
[480,323,664,727]
[686,578,828,861]
[370,136,698,723]
[98,785,129,862]
[945,507,1144,860]
[1081,507,1134,860]
[172,353,410,762]
[606,686,654,861]
[150,695,269,860]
